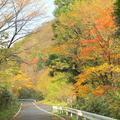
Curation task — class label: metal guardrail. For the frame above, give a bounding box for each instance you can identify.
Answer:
[53,106,117,120]
[17,99,117,120]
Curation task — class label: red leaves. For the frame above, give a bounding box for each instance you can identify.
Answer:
[81,46,97,56]
[80,39,98,44]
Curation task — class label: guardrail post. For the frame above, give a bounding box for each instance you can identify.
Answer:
[59,107,63,114]
[77,111,83,120]
[70,112,73,117]
[53,106,58,113]
[61,109,63,114]
[77,116,82,120]
[66,111,68,116]
[68,111,70,116]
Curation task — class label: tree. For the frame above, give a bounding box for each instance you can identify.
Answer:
[0,0,46,48]
[51,0,120,93]
[46,0,120,118]
[54,0,74,16]
[114,0,120,35]
[75,63,120,96]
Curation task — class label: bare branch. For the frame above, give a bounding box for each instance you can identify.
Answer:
[0,0,47,48]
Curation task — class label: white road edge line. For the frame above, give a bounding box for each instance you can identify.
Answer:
[13,103,23,119]
[32,102,65,120]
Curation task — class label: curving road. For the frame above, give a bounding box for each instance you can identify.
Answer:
[14,102,63,120]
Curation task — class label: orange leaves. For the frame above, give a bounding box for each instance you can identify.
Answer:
[55,0,116,62]
[80,39,98,44]
[81,46,97,56]
[31,57,39,64]
[74,0,115,62]
[76,85,91,97]
[79,38,100,59]
[93,85,112,96]
[93,86,106,96]
[95,12,115,31]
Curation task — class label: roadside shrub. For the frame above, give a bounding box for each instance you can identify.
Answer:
[72,95,110,116]
[107,90,120,119]
[72,92,120,119]
[0,87,14,109]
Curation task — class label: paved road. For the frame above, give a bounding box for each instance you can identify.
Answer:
[14,102,63,120]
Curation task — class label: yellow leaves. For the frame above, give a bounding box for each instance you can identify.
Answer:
[35,69,52,94]
[13,71,29,81]
[0,64,34,96]
[83,63,120,75]
[112,66,120,73]
[35,69,74,102]
[49,42,75,56]
[75,63,120,96]
[111,54,120,59]
[11,71,33,95]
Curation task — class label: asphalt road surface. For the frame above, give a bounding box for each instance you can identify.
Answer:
[14,102,63,120]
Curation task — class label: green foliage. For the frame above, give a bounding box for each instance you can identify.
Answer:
[54,0,74,16]
[48,54,70,72]
[0,32,9,48]
[114,0,120,35]
[47,54,78,83]
[0,49,11,65]
[0,48,21,70]
[107,90,120,119]
[72,91,120,119]
[0,87,16,109]
[37,52,47,70]
[45,73,73,103]
[53,0,82,44]
[18,88,44,100]
[0,102,19,120]
[72,95,110,116]
[50,0,120,119]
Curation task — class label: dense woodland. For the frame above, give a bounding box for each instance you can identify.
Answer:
[0,0,120,119]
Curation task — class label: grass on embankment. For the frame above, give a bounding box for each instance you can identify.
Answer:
[38,99,67,107]
[0,103,20,120]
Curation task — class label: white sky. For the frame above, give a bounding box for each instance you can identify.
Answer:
[5,0,56,46]
[23,0,56,31]
[45,0,55,20]
[37,0,55,25]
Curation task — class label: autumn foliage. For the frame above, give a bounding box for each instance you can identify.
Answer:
[52,0,119,96]
[50,1,120,118]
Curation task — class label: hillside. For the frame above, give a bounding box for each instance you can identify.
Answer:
[14,22,54,82]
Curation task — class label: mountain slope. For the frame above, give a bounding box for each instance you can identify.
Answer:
[14,22,54,82]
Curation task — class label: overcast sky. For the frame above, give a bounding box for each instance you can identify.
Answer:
[7,0,56,43]
[39,0,56,24]
[24,0,56,30]
[45,0,55,20]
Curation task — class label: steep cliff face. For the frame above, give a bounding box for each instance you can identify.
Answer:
[14,22,54,82]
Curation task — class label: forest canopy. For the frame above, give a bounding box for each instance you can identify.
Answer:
[0,0,120,119]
